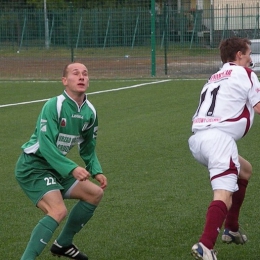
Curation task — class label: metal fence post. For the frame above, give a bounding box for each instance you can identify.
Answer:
[69,2,74,62]
[163,0,168,75]
[18,13,27,53]
[151,0,156,77]
[44,0,50,49]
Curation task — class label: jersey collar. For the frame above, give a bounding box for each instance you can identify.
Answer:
[63,91,87,111]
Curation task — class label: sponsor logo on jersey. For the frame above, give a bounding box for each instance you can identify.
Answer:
[209,69,232,82]
[60,118,66,127]
[40,119,47,132]
[72,114,83,119]
[193,117,221,124]
[57,133,80,155]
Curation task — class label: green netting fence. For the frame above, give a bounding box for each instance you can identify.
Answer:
[1,2,260,80]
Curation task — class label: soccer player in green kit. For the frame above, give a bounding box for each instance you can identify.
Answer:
[15,62,107,260]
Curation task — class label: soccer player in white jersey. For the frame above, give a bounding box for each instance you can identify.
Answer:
[15,62,107,260]
[188,37,260,260]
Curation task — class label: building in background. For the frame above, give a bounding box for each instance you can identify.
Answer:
[159,0,260,45]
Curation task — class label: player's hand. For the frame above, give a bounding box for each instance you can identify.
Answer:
[72,166,91,181]
[94,174,107,190]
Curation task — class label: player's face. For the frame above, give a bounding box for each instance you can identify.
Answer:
[62,63,89,95]
[238,44,252,68]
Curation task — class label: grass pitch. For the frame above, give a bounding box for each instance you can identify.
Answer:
[1,79,260,260]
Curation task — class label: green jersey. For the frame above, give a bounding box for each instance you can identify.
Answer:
[21,91,102,178]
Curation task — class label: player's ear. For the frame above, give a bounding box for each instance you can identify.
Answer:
[62,77,67,86]
[237,51,243,59]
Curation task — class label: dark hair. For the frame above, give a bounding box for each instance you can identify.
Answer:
[219,37,251,63]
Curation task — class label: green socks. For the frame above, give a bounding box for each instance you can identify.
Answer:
[57,201,97,246]
[21,215,59,260]
[20,202,96,259]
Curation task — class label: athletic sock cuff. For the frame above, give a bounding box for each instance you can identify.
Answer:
[209,200,228,215]
[79,201,97,212]
[39,215,59,232]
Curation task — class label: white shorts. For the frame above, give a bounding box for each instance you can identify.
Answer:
[188,128,239,192]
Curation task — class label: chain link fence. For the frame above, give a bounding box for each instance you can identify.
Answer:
[0,1,260,80]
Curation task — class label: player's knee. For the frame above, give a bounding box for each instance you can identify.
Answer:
[213,189,232,209]
[50,207,68,223]
[85,186,104,204]
[92,187,104,204]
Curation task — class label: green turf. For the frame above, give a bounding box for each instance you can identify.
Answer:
[1,79,260,260]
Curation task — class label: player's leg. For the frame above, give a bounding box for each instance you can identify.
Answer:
[222,155,251,244]
[199,133,240,248]
[189,129,238,259]
[20,216,59,260]
[20,191,66,260]
[15,153,66,260]
[191,191,230,260]
[56,179,103,246]
[50,177,103,259]
[238,156,252,181]
[198,189,231,247]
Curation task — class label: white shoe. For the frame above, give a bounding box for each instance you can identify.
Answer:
[222,229,247,245]
[191,242,217,260]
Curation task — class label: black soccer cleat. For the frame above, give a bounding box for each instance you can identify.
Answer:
[50,240,88,260]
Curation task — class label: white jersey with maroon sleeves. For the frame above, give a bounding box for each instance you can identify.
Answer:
[191,62,260,140]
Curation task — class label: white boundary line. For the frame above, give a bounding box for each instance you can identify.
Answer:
[0,79,171,108]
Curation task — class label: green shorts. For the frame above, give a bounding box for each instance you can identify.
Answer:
[15,152,77,205]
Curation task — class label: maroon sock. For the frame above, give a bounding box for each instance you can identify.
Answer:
[199,200,228,249]
[224,179,248,231]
